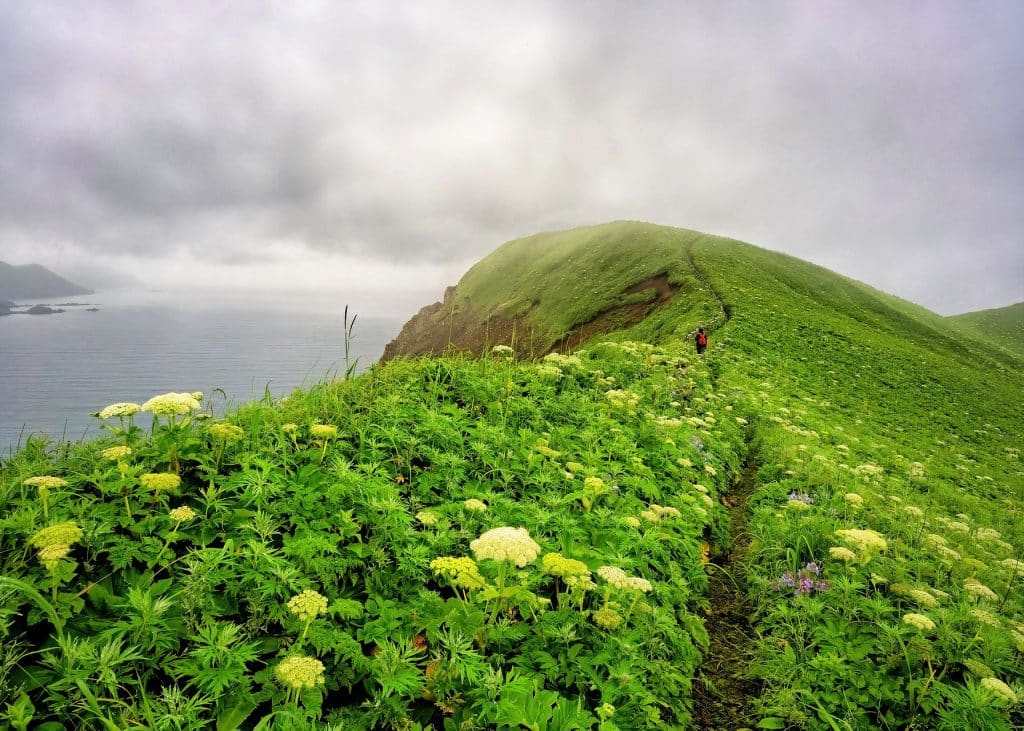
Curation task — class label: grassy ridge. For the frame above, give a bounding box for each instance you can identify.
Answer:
[949,302,1024,359]
[1,221,1022,729]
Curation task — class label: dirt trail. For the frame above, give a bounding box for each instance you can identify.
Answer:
[693,449,761,731]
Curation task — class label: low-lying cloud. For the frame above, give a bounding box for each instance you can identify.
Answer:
[1,1,1021,315]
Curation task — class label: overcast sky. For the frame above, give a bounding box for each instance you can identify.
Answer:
[1,1,1021,316]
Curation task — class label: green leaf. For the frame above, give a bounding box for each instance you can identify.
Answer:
[216,694,257,731]
[757,719,787,729]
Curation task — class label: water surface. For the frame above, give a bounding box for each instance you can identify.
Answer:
[0,289,400,452]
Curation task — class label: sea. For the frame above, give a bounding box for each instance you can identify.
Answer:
[0,289,402,453]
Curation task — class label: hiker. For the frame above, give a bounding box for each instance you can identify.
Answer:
[695,327,708,355]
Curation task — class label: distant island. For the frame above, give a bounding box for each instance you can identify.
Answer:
[0,261,93,301]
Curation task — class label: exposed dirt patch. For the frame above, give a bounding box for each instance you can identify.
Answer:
[552,273,677,352]
[693,451,762,731]
[380,274,679,361]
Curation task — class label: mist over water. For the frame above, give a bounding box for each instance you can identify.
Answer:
[0,289,401,452]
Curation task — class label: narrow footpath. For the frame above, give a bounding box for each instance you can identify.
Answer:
[693,448,761,731]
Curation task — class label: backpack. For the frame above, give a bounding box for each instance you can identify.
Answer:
[697,332,707,346]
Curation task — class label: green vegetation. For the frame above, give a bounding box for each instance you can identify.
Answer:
[1,221,1022,729]
[949,301,1024,359]
[0,262,92,301]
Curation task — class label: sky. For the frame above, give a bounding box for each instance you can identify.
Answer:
[1,1,1021,317]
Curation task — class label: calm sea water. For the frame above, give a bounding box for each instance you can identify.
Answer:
[0,289,401,453]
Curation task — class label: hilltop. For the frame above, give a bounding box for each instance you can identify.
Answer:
[1,221,1021,730]
[0,261,93,300]
[949,301,1024,358]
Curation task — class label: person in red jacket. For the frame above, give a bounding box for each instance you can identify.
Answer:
[695,327,708,355]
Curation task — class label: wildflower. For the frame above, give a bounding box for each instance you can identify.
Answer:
[786,500,812,512]
[24,476,68,490]
[430,557,486,590]
[1000,558,1024,572]
[903,613,936,632]
[565,462,584,473]
[564,574,596,591]
[463,498,488,513]
[964,579,998,601]
[908,589,940,608]
[416,510,439,527]
[843,493,863,506]
[100,446,132,461]
[536,364,563,378]
[963,659,995,678]
[208,423,245,443]
[98,402,142,419]
[788,491,814,505]
[470,527,541,567]
[309,424,338,439]
[583,476,605,492]
[775,563,830,595]
[190,391,204,401]
[971,609,1002,628]
[38,544,71,570]
[835,528,887,554]
[976,527,1002,542]
[140,473,181,492]
[829,546,857,563]
[281,423,299,433]
[640,509,660,523]
[490,344,513,357]
[623,516,642,528]
[596,703,616,721]
[623,576,653,593]
[597,566,630,589]
[903,505,924,518]
[30,522,84,549]
[275,655,326,691]
[704,465,717,476]
[979,677,1018,704]
[287,589,329,623]
[592,608,623,630]
[169,506,196,522]
[141,392,201,415]
[541,553,589,578]
[605,389,640,409]
[947,521,970,533]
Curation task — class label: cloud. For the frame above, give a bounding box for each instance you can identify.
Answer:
[0,1,1021,314]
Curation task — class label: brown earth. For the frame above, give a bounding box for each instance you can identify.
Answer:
[380,274,679,361]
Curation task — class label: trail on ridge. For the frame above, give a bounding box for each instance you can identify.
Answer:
[693,446,761,730]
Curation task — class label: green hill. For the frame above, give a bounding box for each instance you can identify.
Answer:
[1,221,1022,730]
[948,301,1024,358]
[0,261,93,300]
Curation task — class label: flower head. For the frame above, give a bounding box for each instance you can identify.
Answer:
[38,544,71,570]
[541,553,589,578]
[30,521,84,549]
[24,476,67,490]
[169,506,197,522]
[287,589,329,623]
[903,613,936,632]
[592,607,623,630]
[964,579,998,602]
[275,655,325,691]
[829,546,858,563]
[208,423,245,443]
[430,556,486,590]
[141,392,201,416]
[623,576,653,593]
[970,609,1002,628]
[835,528,887,554]
[140,473,181,492]
[309,424,338,439]
[908,589,940,608]
[470,527,541,567]
[281,423,299,433]
[463,498,488,513]
[416,510,439,527]
[843,493,864,506]
[100,446,132,461]
[98,402,142,419]
[623,516,642,528]
[979,677,1018,704]
[597,566,629,589]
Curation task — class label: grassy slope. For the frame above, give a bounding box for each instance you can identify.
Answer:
[1,221,1022,729]
[948,302,1024,359]
[453,221,715,342]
